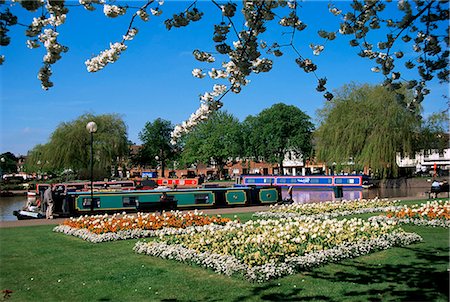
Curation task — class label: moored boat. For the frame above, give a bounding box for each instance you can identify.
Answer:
[68,186,281,214]
[239,174,370,188]
[12,184,281,219]
[13,209,45,220]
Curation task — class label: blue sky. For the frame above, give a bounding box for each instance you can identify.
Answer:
[1,1,448,156]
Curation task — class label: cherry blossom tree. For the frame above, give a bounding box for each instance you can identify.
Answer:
[1,0,448,143]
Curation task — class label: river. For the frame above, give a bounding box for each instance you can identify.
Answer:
[0,186,430,222]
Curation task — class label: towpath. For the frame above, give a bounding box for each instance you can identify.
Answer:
[0,196,430,229]
[0,205,272,228]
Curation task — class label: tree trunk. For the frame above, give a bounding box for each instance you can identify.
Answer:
[279,160,284,175]
[161,151,165,178]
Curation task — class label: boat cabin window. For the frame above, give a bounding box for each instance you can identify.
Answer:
[308,178,332,184]
[335,178,356,184]
[194,193,210,204]
[123,196,137,207]
[82,197,101,209]
[119,182,135,188]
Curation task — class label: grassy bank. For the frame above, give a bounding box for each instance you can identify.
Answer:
[0,204,448,301]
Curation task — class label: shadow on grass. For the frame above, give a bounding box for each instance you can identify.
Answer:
[305,246,449,301]
[229,245,448,302]
[230,282,336,302]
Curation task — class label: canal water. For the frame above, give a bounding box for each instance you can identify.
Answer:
[0,187,428,222]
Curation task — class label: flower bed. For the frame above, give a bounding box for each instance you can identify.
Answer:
[370,200,450,228]
[134,217,421,282]
[53,211,231,243]
[254,198,400,219]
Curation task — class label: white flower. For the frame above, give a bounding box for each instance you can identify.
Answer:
[208,68,228,79]
[192,68,206,79]
[26,39,40,49]
[309,44,324,56]
[103,4,126,18]
[371,67,380,73]
[212,84,227,96]
[329,7,342,16]
[137,9,149,21]
[85,42,127,72]
[287,1,296,9]
[150,8,162,16]
[123,28,138,41]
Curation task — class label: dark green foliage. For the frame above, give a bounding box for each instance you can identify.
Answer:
[415,111,450,152]
[181,111,242,178]
[243,103,314,174]
[315,84,419,178]
[25,113,128,180]
[138,118,176,178]
[0,152,18,174]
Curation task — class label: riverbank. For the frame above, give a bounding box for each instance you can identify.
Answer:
[0,196,428,228]
[1,189,27,196]
[0,205,270,228]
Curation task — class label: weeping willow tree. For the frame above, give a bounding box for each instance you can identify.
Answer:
[315,83,420,178]
[26,113,128,179]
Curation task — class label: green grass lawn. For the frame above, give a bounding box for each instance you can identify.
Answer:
[0,202,448,301]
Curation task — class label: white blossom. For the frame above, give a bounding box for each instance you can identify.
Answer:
[192,68,206,79]
[137,9,149,21]
[170,85,226,144]
[310,44,324,56]
[79,0,105,11]
[103,4,126,18]
[329,7,342,16]
[371,66,380,72]
[150,8,162,16]
[123,28,138,41]
[212,84,227,96]
[26,39,40,49]
[208,68,228,79]
[85,42,127,72]
[48,13,66,26]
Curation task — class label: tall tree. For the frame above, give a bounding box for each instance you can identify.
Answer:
[0,152,18,174]
[26,113,128,179]
[181,111,242,178]
[24,144,53,176]
[416,111,450,152]
[138,118,175,178]
[315,83,420,178]
[246,103,314,174]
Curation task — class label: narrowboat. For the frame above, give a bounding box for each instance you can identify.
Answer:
[13,185,281,219]
[68,186,281,214]
[239,175,369,188]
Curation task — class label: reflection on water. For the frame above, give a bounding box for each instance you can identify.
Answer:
[0,187,430,221]
[282,189,362,203]
[0,195,27,222]
[281,187,428,203]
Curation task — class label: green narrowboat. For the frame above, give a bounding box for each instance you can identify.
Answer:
[68,186,281,214]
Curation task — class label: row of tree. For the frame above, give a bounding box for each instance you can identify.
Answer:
[21,84,448,180]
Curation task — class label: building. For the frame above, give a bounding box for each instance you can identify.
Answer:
[396,148,450,176]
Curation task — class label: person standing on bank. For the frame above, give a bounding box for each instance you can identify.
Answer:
[43,184,55,219]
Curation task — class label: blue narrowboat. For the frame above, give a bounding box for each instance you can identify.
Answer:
[239,175,369,188]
